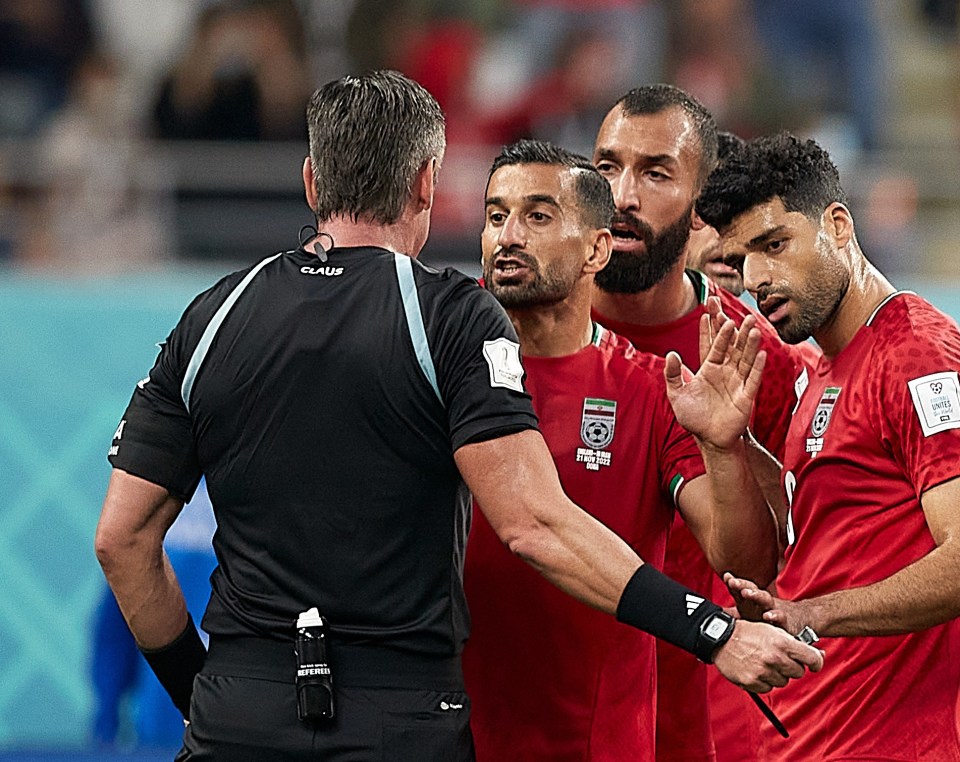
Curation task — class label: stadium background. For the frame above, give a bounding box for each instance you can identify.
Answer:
[1,0,959,758]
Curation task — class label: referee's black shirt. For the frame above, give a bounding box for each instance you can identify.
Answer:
[108,246,538,658]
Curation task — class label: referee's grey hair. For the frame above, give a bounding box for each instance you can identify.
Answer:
[306,70,446,225]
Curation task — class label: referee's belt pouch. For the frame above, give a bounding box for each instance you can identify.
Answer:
[294,607,335,721]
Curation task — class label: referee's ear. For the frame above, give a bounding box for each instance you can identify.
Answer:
[414,157,437,213]
[302,157,319,215]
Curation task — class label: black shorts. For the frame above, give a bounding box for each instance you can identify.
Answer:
[175,636,475,762]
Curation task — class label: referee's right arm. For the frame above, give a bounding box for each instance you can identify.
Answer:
[458,428,638,613]
[456,428,825,692]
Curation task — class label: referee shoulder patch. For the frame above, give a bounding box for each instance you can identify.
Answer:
[482,337,524,392]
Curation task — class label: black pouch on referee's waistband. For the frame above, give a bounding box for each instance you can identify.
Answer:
[295,607,335,721]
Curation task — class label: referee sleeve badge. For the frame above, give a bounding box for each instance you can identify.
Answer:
[482,337,525,392]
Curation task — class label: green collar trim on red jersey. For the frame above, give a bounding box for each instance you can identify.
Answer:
[591,321,604,347]
[686,269,709,305]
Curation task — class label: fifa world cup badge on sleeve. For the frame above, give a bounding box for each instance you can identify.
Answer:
[482,338,525,392]
[908,371,960,436]
[577,397,616,471]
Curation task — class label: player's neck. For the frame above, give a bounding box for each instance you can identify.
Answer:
[591,265,699,327]
[509,289,595,358]
[814,255,895,358]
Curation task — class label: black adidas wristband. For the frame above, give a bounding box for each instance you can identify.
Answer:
[616,564,734,663]
[139,613,207,718]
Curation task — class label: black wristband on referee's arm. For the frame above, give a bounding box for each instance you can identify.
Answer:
[616,564,735,663]
[139,613,207,718]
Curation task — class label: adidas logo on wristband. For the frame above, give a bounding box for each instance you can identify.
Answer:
[685,594,705,615]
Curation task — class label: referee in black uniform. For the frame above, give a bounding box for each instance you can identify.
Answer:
[94,70,822,761]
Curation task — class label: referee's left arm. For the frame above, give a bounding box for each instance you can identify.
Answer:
[95,469,204,718]
[95,468,187,648]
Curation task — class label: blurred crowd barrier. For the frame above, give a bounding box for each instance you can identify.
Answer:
[0,0,958,278]
[1,136,959,280]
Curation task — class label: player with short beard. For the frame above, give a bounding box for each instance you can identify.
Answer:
[591,85,811,762]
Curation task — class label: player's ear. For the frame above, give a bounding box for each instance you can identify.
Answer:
[691,209,707,231]
[584,227,612,275]
[823,202,853,248]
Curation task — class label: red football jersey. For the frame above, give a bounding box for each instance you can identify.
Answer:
[464,325,706,762]
[764,292,960,761]
[593,272,807,762]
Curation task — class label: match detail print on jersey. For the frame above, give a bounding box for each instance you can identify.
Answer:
[577,397,617,471]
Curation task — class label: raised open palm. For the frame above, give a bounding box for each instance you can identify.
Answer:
[664,297,766,449]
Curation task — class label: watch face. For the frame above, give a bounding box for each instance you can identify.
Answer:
[705,617,729,639]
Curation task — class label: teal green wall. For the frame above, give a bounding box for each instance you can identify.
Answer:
[0,269,957,748]
[0,270,223,747]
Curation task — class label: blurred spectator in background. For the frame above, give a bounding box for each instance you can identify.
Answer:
[19,51,175,272]
[508,0,665,93]
[918,0,960,146]
[665,0,791,141]
[856,170,922,278]
[91,478,217,750]
[481,26,630,157]
[750,0,888,159]
[152,0,310,141]
[0,0,94,137]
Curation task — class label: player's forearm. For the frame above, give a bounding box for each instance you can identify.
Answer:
[743,430,786,519]
[699,438,779,587]
[799,540,960,636]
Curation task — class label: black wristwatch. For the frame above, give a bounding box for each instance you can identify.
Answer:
[695,610,736,663]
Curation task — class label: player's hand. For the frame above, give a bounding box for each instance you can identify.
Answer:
[664,297,766,449]
[713,619,824,693]
[724,572,813,635]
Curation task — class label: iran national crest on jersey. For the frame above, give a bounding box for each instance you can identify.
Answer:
[806,386,841,456]
[581,398,617,449]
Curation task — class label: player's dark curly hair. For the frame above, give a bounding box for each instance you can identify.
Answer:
[696,132,848,231]
[488,139,615,229]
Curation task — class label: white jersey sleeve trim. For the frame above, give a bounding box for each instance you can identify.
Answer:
[394,253,442,404]
[181,253,283,412]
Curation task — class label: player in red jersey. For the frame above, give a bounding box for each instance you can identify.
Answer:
[697,132,960,761]
[591,85,807,762]
[463,138,816,761]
